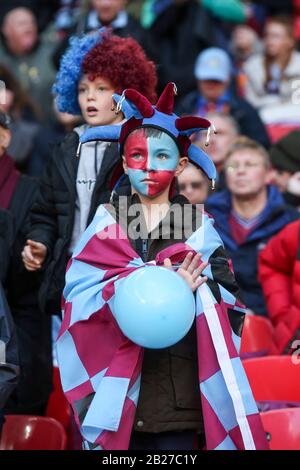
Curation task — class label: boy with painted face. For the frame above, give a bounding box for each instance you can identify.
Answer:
[57,84,269,451]
[124,129,181,197]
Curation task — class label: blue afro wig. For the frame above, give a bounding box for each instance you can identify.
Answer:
[52,29,106,115]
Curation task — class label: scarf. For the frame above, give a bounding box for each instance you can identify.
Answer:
[0,154,20,209]
[57,204,268,450]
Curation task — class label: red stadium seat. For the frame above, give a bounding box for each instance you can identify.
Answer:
[267,124,300,143]
[243,356,300,402]
[260,408,300,450]
[240,315,274,355]
[46,366,72,429]
[0,415,67,450]
[46,367,82,449]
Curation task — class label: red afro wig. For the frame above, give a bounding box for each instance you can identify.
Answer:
[81,33,157,103]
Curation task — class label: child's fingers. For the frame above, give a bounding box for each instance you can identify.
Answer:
[22,257,40,271]
[163,258,172,270]
[199,261,208,272]
[180,252,194,271]
[22,245,34,263]
[26,263,40,271]
[29,241,46,257]
[193,276,208,290]
[187,253,201,274]
[27,239,39,248]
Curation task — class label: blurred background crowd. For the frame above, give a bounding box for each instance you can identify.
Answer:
[0,0,300,450]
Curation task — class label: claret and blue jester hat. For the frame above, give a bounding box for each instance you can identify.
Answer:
[79,82,217,190]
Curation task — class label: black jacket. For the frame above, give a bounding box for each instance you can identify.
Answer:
[3,175,52,414]
[0,282,19,411]
[176,90,271,149]
[28,131,121,314]
[0,209,13,283]
[146,0,215,98]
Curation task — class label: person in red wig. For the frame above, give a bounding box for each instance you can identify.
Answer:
[22,29,157,316]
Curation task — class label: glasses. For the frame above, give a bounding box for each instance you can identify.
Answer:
[225,161,264,172]
[179,181,204,191]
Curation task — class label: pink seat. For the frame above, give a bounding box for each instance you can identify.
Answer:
[0,415,67,450]
[260,408,300,450]
[240,315,274,355]
[243,356,300,402]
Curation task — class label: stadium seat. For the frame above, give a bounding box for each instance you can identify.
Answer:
[0,415,67,450]
[243,356,300,402]
[260,408,300,450]
[46,366,72,429]
[240,315,274,355]
[46,367,82,449]
[267,124,300,143]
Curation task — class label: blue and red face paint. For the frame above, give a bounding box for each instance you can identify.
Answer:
[124,129,180,198]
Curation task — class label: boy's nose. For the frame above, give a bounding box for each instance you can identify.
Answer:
[145,158,153,172]
[87,90,96,100]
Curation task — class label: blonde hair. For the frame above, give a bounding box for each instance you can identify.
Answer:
[226,136,271,168]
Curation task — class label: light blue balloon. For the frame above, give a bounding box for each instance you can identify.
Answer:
[113,266,196,348]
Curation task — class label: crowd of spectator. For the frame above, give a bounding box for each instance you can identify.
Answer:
[0,0,300,444]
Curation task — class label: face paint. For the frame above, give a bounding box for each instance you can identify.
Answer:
[124,129,180,197]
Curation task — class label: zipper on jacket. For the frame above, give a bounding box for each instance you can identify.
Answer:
[142,239,148,261]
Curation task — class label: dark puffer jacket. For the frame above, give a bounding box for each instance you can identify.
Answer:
[0,209,13,282]
[28,131,120,314]
[3,175,52,414]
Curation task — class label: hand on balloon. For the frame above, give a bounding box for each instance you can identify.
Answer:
[164,252,208,292]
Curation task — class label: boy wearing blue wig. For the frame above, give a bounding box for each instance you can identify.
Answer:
[22,29,157,315]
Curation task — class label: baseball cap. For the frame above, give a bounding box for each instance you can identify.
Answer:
[194,48,232,82]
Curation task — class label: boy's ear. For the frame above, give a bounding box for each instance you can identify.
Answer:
[0,128,11,150]
[175,157,188,177]
[122,155,128,174]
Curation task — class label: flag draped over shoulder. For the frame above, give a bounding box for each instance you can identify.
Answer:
[56,204,268,450]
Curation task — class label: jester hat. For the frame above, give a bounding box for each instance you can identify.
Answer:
[79,82,217,189]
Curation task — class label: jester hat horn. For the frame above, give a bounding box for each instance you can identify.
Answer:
[79,83,217,189]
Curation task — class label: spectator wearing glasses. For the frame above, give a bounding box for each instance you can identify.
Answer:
[206,136,298,316]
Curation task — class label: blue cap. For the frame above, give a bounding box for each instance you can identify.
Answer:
[194,48,232,82]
